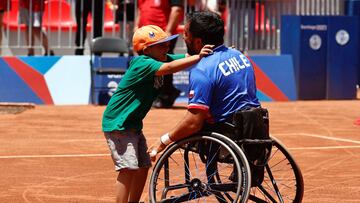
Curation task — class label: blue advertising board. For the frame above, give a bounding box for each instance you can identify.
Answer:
[326,16,359,99]
[91,56,129,105]
[281,16,328,100]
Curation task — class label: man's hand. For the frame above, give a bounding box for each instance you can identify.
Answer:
[147,139,167,162]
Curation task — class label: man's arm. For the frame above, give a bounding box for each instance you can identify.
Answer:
[169,108,208,140]
[134,8,141,31]
[147,108,209,159]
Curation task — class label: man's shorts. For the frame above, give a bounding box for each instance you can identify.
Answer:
[104,130,151,171]
[19,8,43,28]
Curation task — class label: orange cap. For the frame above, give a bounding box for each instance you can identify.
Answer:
[132,25,179,52]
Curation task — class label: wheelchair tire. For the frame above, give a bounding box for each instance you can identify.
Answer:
[149,133,251,203]
[248,136,304,203]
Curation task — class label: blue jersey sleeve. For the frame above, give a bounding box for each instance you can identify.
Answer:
[188,67,213,111]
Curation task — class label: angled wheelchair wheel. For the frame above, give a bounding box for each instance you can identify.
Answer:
[248,136,304,203]
[149,132,251,203]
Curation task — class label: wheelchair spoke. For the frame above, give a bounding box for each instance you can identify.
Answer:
[257,184,279,203]
[159,191,199,203]
[248,137,304,203]
[191,151,200,178]
[269,157,289,170]
[178,148,193,179]
[158,163,186,183]
[205,141,222,171]
[248,194,270,203]
[150,134,248,203]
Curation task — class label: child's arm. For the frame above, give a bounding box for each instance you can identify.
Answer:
[155,45,214,76]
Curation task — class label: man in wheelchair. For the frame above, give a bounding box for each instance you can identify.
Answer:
[148,11,304,203]
[147,11,270,185]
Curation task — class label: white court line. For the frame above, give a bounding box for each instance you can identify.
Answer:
[288,145,360,150]
[273,133,360,144]
[1,133,360,159]
[298,133,360,144]
[0,153,109,159]
[273,133,360,150]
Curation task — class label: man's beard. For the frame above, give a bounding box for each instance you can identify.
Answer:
[186,44,197,56]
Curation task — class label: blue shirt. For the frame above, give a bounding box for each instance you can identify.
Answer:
[188,45,260,123]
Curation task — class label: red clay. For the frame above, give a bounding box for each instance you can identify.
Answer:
[0,100,360,202]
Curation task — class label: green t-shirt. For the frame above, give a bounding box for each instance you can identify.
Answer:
[102,54,185,132]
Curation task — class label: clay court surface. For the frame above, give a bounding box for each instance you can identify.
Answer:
[1,100,360,203]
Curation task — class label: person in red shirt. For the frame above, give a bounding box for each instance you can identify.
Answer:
[135,0,184,108]
[19,0,54,56]
[0,0,11,55]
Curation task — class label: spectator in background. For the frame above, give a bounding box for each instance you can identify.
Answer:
[110,0,135,49]
[19,0,54,56]
[203,0,227,22]
[136,0,184,108]
[188,0,227,22]
[74,0,104,55]
[0,0,11,55]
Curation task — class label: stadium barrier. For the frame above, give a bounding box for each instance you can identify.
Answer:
[281,15,359,100]
[0,55,296,105]
[345,0,360,86]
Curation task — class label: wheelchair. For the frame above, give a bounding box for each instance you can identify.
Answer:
[149,108,304,203]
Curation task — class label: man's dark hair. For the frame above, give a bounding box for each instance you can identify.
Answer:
[186,11,224,46]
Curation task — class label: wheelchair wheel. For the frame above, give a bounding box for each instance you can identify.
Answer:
[248,136,304,203]
[149,133,251,203]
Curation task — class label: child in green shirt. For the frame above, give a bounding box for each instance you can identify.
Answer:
[102,25,213,203]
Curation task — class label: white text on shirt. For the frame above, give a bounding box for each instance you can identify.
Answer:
[218,55,251,76]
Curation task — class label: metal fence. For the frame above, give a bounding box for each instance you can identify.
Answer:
[226,0,345,53]
[0,0,346,56]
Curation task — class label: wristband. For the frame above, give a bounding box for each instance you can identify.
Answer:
[160,133,173,146]
[149,149,157,157]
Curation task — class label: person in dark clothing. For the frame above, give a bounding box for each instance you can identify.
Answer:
[74,0,104,55]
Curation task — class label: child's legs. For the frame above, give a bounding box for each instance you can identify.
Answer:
[32,12,49,52]
[128,131,151,201]
[116,169,134,203]
[129,167,149,202]
[25,26,35,55]
[116,167,149,203]
[104,130,152,203]
[32,27,49,52]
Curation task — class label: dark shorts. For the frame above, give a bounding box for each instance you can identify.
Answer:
[104,130,151,171]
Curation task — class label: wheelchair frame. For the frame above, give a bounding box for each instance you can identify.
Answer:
[149,130,304,203]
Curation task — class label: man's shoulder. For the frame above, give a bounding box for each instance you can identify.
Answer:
[194,47,245,70]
